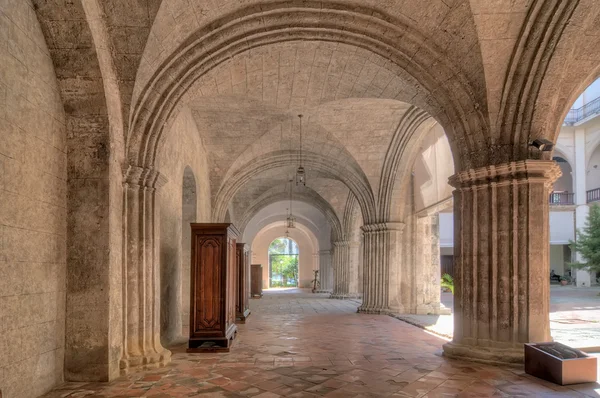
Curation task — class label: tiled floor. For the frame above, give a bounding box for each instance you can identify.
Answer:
[45,289,600,397]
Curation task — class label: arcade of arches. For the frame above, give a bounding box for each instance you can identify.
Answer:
[2,0,600,396]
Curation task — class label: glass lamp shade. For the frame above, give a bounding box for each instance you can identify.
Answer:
[295,166,306,186]
[286,215,296,228]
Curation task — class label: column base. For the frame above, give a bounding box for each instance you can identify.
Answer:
[119,349,172,376]
[330,293,362,299]
[415,303,452,315]
[442,341,523,366]
[357,305,390,314]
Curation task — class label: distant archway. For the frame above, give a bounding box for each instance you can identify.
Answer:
[268,237,299,288]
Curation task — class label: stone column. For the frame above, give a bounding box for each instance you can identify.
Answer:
[574,128,591,287]
[318,250,332,291]
[348,241,361,298]
[330,241,350,298]
[359,222,405,313]
[414,214,447,315]
[443,160,560,364]
[121,166,171,375]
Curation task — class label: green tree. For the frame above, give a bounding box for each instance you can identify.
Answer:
[569,204,600,274]
[441,273,454,294]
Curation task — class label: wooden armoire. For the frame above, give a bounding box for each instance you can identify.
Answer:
[235,243,251,323]
[251,264,263,298]
[187,223,239,352]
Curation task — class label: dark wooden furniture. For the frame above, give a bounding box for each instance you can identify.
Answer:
[236,243,251,323]
[251,263,263,298]
[525,342,598,385]
[188,223,239,352]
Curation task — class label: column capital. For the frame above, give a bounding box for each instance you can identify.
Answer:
[333,240,350,247]
[319,250,331,255]
[123,164,168,188]
[361,222,405,233]
[449,160,561,189]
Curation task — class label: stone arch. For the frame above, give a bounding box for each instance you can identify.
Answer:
[237,189,343,241]
[519,1,600,151]
[127,2,489,173]
[212,151,377,224]
[252,223,319,288]
[378,107,438,222]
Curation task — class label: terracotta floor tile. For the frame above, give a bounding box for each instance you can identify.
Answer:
[41,289,599,398]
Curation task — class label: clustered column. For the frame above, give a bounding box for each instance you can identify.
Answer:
[318,250,333,292]
[121,166,171,374]
[359,222,404,313]
[443,160,560,364]
[330,241,350,298]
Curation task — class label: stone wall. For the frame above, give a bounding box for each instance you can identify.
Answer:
[156,107,211,345]
[0,1,67,396]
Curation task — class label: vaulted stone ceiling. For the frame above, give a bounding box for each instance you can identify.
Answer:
[32,0,600,235]
[173,40,436,228]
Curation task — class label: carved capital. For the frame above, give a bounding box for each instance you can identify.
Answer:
[123,164,168,189]
[333,240,350,248]
[449,160,561,190]
[361,222,405,234]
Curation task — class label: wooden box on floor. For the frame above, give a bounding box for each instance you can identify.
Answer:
[251,264,263,298]
[524,342,598,385]
[188,223,239,352]
[236,243,251,323]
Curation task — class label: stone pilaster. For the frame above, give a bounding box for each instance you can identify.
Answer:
[358,222,404,313]
[330,241,350,298]
[414,214,448,315]
[348,241,362,297]
[331,240,361,299]
[318,250,333,292]
[121,166,171,374]
[443,160,560,364]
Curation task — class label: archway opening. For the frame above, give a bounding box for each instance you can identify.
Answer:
[550,156,574,205]
[268,237,299,288]
[547,77,600,350]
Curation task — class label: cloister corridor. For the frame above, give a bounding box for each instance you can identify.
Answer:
[43,290,600,398]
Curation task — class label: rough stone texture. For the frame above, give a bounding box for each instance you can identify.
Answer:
[444,160,561,364]
[155,107,211,346]
[3,1,600,394]
[0,1,67,396]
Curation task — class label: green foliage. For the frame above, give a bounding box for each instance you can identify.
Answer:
[441,273,454,294]
[569,204,600,274]
[270,254,299,287]
[560,275,571,282]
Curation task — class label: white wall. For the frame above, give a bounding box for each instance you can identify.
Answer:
[413,124,454,212]
[439,211,575,247]
[549,211,575,244]
[439,212,454,248]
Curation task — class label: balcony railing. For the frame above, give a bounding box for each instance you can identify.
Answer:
[564,96,600,125]
[587,188,600,203]
[549,191,575,205]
